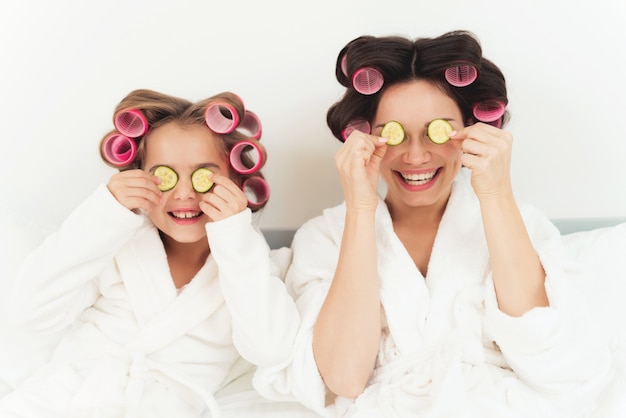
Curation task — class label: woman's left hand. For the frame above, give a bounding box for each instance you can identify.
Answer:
[449,123,514,200]
[199,173,248,221]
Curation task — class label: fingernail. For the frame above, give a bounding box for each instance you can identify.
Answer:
[378,137,388,143]
[448,130,457,137]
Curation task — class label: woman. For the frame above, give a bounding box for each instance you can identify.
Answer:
[259,31,612,418]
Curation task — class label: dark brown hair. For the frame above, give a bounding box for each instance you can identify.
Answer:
[327,30,508,141]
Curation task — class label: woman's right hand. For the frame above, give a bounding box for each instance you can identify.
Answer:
[335,130,388,212]
[107,169,162,213]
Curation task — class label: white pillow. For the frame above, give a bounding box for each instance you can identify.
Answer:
[561,223,626,350]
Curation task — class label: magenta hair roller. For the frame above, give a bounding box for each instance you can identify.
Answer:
[473,100,506,123]
[352,67,384,95]
[445,64,478,87]
[101,133,137,166]
[114,109,148,138]
[237,111,263,140]
[243,176,270,209]
[204,102,239,134]
[341,119,371,141]
[229,139,266,174]
[340,55,348,77]
[486,118,503,129]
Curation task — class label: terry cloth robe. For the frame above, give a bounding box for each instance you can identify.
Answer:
[0,184,300,418]
[256,168,613,418]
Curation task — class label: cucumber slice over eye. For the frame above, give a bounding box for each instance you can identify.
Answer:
[380,121,405,145]
[154,165,178,191]
[191,168,214,193]
[427,119,453,144]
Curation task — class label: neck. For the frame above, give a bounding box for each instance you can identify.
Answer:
[386,195,449,227]
[161,232,211,267]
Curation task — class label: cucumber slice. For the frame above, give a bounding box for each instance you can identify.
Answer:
[380,121,405,145]
[191,168,214,193]
[427,119,453,144]
[154,165,178,191]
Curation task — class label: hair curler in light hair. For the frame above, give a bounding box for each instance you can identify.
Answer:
[243,176,270,209]
[101,133,137,167]
[229,139,266,174]
[237,111,263,140]
[204,102,239,134]
[114,109,148,138]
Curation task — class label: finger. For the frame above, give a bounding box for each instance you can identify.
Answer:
[209,173,242,196]
[461,152,481,171]
[200,183,247,217]
[199,193,245,221]
[461,139,491,157]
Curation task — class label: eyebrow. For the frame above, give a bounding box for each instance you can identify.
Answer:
[147,162,222,172]
[424,118,455,128]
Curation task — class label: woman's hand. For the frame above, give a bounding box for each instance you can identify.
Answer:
[107,169,162,213]
[336,130,388,212]
[450,123,514,200]
[199,173,248,222]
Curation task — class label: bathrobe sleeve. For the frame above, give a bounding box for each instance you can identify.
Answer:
[483,204,612,404]
[4,184,146,334]
[251,211,339,417]
[205,209,300,368]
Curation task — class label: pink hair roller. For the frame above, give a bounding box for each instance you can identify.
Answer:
[352,67,384,95]
[486,118,503,129]
[205,102,239,134]
[473,100,505,123]
[230,139,266,174]
[341,119,371,141]
[243,176,270,209]
[114,109,148,138]
[101,133,137,166]
[340,54,348,76]
[445,64,478,87]
[237,111,263,140]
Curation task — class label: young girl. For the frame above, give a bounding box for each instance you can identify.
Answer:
[258,31,613,417]
[0,89,303,417]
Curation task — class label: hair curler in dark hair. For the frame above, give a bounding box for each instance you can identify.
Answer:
[352,67,384,95]
[445,64,478,87]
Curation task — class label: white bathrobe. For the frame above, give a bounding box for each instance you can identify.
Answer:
[0,184,300,418]
[256,169,613,418]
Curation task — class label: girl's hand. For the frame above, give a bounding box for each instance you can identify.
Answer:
[107,169,162,213]
[336,130,388,212]
[199,173,248,222]
[449,123,514,200]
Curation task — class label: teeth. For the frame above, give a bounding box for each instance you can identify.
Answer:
[401,170,436,185]
[171,211,201,219]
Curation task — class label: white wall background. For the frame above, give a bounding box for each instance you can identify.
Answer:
[2,0,626,233]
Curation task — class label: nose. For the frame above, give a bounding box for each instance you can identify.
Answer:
[171,174,196,200]
[401,135,432,165]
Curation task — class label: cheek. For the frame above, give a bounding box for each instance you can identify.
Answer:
[147,198,168,221]
[443,142,463,159]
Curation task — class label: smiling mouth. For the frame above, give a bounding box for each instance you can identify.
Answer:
[169,211,202,219]
[399,169,439,186]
